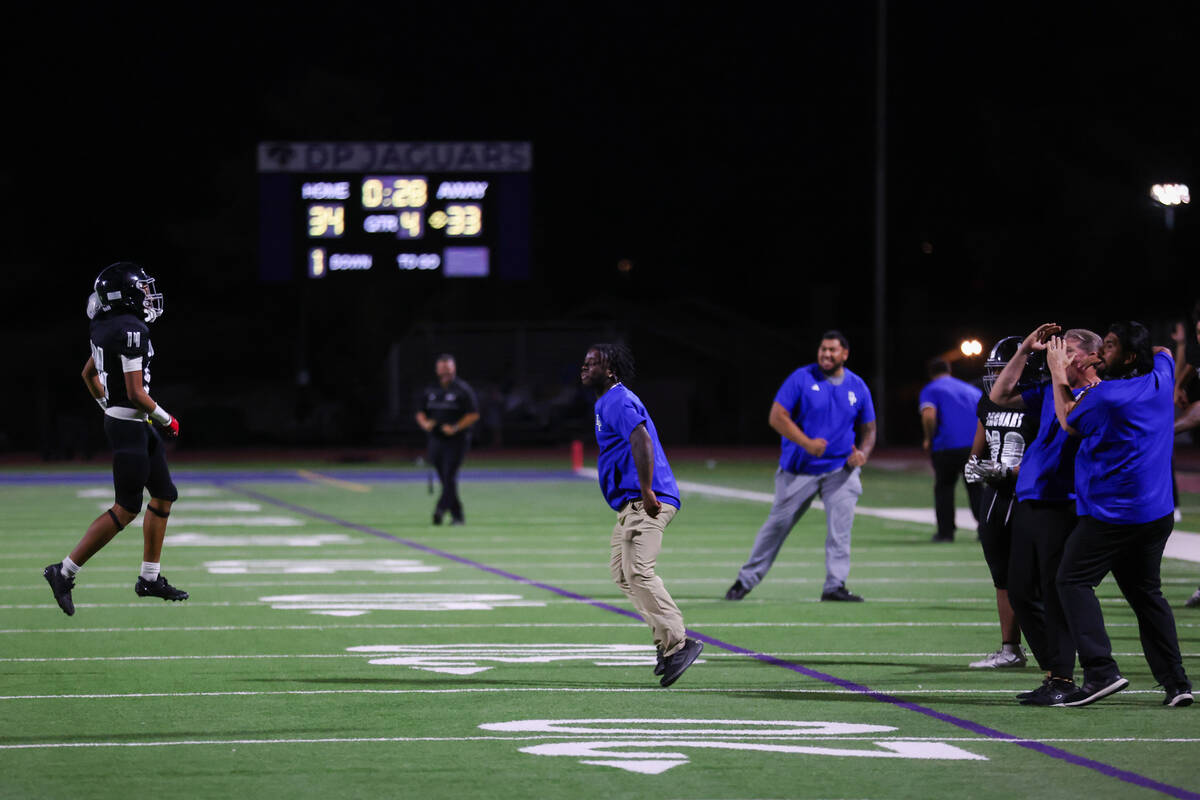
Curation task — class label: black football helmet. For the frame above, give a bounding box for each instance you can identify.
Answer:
[93,262,163,323]
[982,336,1048,393]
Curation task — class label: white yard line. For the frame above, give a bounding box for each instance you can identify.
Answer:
[1,731,1196,751]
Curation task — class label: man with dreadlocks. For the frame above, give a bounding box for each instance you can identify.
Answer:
[581,343,704,688]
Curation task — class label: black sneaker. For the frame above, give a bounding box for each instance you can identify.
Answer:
[1017,677,1051,700]
[820,585,864,602]
[43,563,75,616]
[1020,677,1076,706]
[724,580,750,601]
[653,647,666,676]
[1055,675,1128,707]
[1163,684,1194,707]
[660,639,704,687]
[135,575,189,602]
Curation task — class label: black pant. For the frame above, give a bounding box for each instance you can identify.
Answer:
[1009,500,1076,677]
[429,435,468,520]
[105,416,177,514]
[1056,513,1187,686]
[977,484,1015,588]
[931,447,981,539]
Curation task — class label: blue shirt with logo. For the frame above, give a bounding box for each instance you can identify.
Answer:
[1067,351,1175,524]
[918,376,983,451]
[775,364,875,475]
[593,383,680,511]
[1015,381,1082,503]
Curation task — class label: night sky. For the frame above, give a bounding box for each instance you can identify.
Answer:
[3,3,1198,450]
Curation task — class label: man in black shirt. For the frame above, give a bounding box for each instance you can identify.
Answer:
[416,354,480,525]
[43,263,188,616]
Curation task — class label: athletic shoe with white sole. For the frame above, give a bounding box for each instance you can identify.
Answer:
[1185,587,1200,609]
[969,646,1027,668]
[1055,675,1129,707]
[1163,684,1194,708]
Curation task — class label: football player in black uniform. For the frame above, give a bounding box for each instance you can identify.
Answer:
[415,354,480,525]
[43,263,188,616]
[963,337,1042,668]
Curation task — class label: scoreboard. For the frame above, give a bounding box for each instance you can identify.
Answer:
[257,142,531,281]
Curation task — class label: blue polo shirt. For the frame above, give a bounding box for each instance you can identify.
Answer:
[918,375,983,451]
[775,364,875,475]
[593,383,680,511]
[1014,381,1082,503]
[1067,351,1175,524]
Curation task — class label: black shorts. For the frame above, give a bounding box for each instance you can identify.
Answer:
[104,416,177,514]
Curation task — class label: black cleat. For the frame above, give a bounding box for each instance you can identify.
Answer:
[1020,677,1076,706]
[930,534,954,543]
[43,563,75,616]
[660,638,704,687]
[1055,675,1128,707]
[820,584,864,602]
[654,647,666,676]
[135,575,189,602]
[724,580,750,601]
[1163,683,1194,707]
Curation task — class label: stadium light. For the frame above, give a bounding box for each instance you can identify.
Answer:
[1151,183,1189,231]
[960,339,983,357]
[1151,183,1191,206]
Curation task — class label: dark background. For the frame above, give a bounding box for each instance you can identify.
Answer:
[3,3,1197,458]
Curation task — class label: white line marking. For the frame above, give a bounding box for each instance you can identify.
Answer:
[76,487,221,498]
[166,516,306,527]
[1,733,1197,751]
[95,501,263,512]
[3,619,1190,635]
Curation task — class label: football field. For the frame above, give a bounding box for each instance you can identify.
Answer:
[2,455,1199,799]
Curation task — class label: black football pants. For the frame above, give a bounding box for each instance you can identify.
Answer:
[429,435,468,520]
[1056,513,1187,686]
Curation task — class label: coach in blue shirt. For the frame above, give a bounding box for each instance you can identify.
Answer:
[582,343,703,688]
[1047,322,1192,708]
[919,360,983,542]
[726,330,876,602]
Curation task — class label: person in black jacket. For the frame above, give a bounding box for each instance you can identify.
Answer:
[416,354,479,525]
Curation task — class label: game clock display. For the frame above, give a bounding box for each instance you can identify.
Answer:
[257,142,531,282]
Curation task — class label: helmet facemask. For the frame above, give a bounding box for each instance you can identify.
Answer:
[136,276,164,323]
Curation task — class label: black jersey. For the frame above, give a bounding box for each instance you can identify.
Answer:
[976,394,1039,471]
[421,378,479,439]
[89,313,154,413]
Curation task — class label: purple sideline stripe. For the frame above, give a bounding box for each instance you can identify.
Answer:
[218,481,1197,800]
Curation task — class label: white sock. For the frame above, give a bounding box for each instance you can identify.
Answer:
[140,562,160,582]
[61,557,80,578]
[1001,643,1019,654]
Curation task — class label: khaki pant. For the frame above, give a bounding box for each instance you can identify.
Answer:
[610,500,686,656]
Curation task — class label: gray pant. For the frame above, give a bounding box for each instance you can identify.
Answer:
[737,466,863,595]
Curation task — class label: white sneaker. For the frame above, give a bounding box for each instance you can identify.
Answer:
[969,646,1027,668]
[1175,508,1183,523]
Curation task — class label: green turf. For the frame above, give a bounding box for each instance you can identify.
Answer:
[2,458,1197,799]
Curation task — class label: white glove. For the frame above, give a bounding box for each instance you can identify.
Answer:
[963,455,984,484]
[976,459,1014,484]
